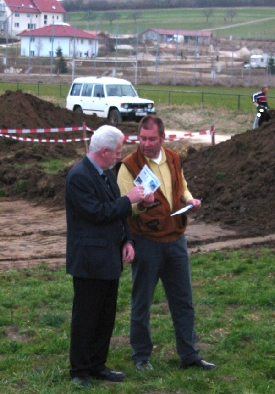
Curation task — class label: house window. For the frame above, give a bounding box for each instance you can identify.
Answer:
[28,23,36,29]
[31,37,35,42]
[14,23,19,28]
[15,13,20,17]
[30,51,34,56]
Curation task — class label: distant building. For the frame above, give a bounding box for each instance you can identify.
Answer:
[0,0,66,38]
[140,28,212,45]
[18,24,98,58]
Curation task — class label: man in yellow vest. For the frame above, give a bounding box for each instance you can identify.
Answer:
[117,115,215,372]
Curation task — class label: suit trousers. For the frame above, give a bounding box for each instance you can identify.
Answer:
[70,276,119,378]
[130,234,199,365]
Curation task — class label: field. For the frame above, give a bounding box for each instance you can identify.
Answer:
[0,87,275,393]
[67,7,275,39]
[1,243,275,394]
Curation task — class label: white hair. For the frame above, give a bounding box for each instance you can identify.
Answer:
[89,125,124,153]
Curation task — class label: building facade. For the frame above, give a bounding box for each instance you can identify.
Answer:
[18,24,98,58]
[140,28,212,45]
[0,0,65,39]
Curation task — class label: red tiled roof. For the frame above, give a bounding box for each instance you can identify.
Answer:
[33,0,65,13]
[4,0,65,14]
[18,24,98,39]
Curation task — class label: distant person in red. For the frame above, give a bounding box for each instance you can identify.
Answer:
[252,86,269,129]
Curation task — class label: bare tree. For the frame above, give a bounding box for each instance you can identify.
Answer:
[104,12,121,25]
[84,12,98,22]
[202,8,213,23]
[129,11,143,25]
[225,9,237,23]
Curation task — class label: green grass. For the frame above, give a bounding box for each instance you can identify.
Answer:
[1,248,275,393]
[39,158,73,174]
[1,81,275,113]
[66,7,275,38]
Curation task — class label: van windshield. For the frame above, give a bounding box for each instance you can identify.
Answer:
[106,84,137,97]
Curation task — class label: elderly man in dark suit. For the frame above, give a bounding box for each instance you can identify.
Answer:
[65,125,152,389]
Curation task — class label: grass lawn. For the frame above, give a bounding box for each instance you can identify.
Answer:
[67,7,275,38]
[1,247,275,393]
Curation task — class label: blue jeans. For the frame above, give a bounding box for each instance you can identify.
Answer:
[130,234,199,365]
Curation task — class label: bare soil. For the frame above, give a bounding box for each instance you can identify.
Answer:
[0,90,275,271]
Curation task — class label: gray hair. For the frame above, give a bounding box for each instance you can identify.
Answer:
[89,125,124,153]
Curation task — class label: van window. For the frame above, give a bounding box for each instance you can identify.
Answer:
[93,85,105,98]
[82,83,94,97]
[70,83,82,96]
[106,84,137,97]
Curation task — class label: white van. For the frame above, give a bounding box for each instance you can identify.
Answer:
[66,76,156,124]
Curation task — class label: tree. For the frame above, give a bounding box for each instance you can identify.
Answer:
[202,8,213,23]
[129,11,143,24]
[85,11,97,22]
[104,12,121,25]
[226,8,237,23]
[55,47,62,57]
[55,47,68,74]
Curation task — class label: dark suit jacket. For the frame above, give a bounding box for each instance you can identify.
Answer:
[65,156,132,280]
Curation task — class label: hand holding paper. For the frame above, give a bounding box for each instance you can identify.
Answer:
[170,199,202,216]
[134,165,160,195]
[170,204,193,216]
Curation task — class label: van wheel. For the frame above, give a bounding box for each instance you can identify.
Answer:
[109,109,122,124]
[74,106,83,113]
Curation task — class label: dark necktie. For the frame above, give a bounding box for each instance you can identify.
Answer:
[101,172,110,188]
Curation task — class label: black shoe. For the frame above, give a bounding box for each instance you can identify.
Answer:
[181,358,216,370]
[90,367,126,382]
[72,377,93,388]
[135,360,154,371]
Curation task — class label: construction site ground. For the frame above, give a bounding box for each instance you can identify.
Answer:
[0,91,275,271]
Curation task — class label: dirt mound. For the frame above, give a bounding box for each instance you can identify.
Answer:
[183,122,275,237]
[0,90,275,238]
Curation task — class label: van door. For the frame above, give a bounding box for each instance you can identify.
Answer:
[90,84,107,117]
[79,83,94,114]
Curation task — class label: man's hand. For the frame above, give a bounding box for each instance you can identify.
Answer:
[122,242,135,264]
[137,192,155,211]
[187,198,201,212]
[127,186,145,203]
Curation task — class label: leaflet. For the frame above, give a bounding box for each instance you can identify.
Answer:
[134,165,160,195]
[170,204,193,216]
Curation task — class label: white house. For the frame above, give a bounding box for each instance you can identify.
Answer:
[0,0,66,38]
[18,24,99,58]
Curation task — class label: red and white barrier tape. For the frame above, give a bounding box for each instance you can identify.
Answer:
[0,126,215,144]
[0,126,92,134]
[0,134,90,143]
[123,127,215,144]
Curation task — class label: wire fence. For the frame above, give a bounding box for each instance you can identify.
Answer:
[0,81,274,112]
